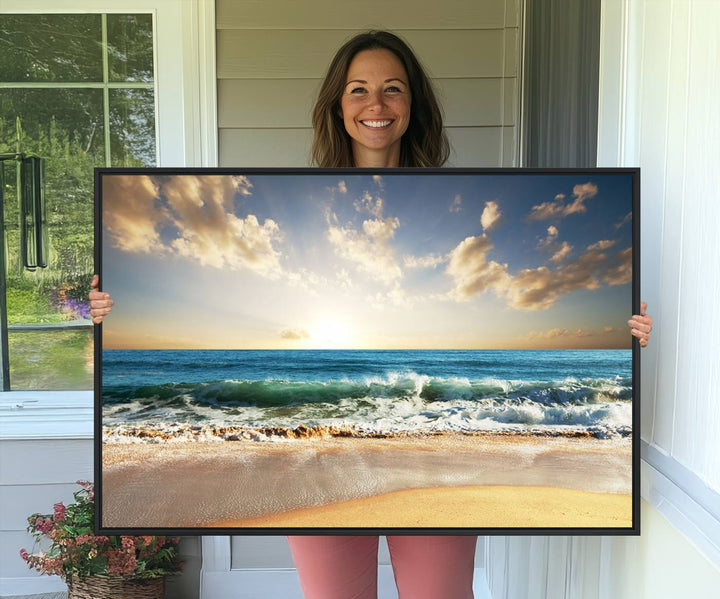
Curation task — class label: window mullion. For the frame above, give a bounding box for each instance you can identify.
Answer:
[102,13,112,167]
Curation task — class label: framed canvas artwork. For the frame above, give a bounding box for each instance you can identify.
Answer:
[95,168,640,535]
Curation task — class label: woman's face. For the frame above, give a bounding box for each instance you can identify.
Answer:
[340,48,411,167]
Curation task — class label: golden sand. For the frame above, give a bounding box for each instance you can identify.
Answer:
[211,485,632,529]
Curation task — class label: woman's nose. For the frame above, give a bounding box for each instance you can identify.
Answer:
[366,89,385,110]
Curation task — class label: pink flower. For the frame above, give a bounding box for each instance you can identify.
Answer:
[121,537,135,549]
[107,548,137,576]
[34,518,54,534]
[53,502,66,522]
[19,548,29,562]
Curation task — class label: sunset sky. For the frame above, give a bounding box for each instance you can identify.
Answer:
[101,171,634,350]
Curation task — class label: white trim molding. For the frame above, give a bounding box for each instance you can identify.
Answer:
[641,448,720,567]
[0,391,93,440]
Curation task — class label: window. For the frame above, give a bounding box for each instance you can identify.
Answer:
[0,13,157,390]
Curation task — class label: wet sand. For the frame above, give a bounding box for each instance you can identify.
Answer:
[101,433,632,529]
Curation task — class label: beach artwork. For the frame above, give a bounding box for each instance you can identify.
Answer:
[97,169,638,533]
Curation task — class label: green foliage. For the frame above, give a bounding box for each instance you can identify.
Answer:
[20,482,183,583]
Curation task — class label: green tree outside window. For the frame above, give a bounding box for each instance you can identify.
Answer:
[0,13,156,389]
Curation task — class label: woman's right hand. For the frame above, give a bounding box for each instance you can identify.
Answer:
[89,274,113,324]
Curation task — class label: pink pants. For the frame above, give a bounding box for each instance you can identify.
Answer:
[287,535,477,599]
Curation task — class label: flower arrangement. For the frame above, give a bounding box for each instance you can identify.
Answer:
[20,481,182,584]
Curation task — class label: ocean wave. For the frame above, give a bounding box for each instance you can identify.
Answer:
[103,373,631,407]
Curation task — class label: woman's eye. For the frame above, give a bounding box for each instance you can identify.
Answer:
[385,86,402,93]
[349,87,367,94]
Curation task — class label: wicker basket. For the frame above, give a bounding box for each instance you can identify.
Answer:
[67,575,165,599]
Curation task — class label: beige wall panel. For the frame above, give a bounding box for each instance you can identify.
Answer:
[446,127,504,167]
[505,0,521,27]
[503,78,517,126]
[219,127,512,168]
[503,28,519,77]
[218,78,510,128]
[437,79,504,127]
[219,128,313,166]
[502,126,519,166]
[218,79,320,128]
[217,30,506,79]
[217,0,507,30]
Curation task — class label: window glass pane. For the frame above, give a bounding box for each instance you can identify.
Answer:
[0,89,106,163]
[107,14,154,83]
[0,13,156,390]
[0,14,103,82]
[110,89,156,166]
[8,329,94,390]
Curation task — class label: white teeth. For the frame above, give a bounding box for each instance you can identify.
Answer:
[362,120,392,128]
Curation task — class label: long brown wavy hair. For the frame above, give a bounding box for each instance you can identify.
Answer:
[311,31,449,168]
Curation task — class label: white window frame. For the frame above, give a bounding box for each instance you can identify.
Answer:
[0,0,217,440]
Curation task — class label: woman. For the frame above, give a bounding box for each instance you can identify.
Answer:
[90,31,653,599]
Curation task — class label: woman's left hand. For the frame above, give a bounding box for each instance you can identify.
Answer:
[628,301,653,348]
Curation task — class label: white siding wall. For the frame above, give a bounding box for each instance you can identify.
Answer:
[216,0,522,168]
[485,0,720,597]
[0,439,93,596]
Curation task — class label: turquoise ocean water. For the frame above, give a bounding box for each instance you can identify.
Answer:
[102,349,632,439]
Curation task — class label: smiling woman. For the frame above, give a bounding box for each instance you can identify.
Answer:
[340,49,412,168]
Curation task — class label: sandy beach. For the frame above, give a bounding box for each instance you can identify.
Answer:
[102,432,632,529]
[213,485,632,528]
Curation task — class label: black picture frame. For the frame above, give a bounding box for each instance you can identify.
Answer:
[95,167,640,536]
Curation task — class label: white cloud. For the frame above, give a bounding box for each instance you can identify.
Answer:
[354,190,384,218]
[602,247,632,285]
[527,182,599,220]
[162,175,283,277]
[587,239,616,251]
[445,235,510,300]
[550,241,573,263]
[615,212,632,229]
[481,201,502,232]
[104,174,286,279]
[449,194,462,213]
[404,254,446,269]
[539,225,559,248]
[443,235,630,311]
[280,328,310,340]
[538,226,572,263]
[338,180,347,194]
[327,215,403,285]
[103,175,166,253]
[528,327,593,339]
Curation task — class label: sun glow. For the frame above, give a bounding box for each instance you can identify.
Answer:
[308,319,354,349]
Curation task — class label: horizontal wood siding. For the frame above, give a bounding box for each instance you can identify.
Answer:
[0,439,93,581]
[217,0,521,169]
[217,0,516,30]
